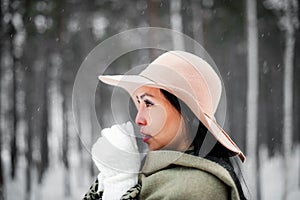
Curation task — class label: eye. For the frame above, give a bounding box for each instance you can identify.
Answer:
[144,99,154,107]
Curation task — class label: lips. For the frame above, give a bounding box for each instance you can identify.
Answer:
[141,132,152,143]
[142,135,152,143]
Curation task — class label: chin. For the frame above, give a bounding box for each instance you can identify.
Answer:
[148,144,161,151]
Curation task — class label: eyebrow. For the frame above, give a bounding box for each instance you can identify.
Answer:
[136,93,154,100]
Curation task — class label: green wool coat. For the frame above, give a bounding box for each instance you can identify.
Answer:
[138,150,240,200]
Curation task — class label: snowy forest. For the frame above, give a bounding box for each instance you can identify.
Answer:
[0,0,300,199]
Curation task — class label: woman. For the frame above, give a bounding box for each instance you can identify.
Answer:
[83,51,247,200]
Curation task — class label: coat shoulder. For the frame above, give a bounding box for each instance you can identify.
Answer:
[140,151,240,200]
[140,165,229,200]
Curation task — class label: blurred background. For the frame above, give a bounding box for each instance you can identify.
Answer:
[0,0,299,199]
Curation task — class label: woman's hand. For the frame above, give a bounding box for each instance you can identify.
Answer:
[91,121,140,200]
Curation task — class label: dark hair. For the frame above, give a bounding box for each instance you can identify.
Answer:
[160,89,207,156]
[160,89,247,200]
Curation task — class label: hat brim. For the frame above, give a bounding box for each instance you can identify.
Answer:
[98,75,246,162]
[203,113,246,162]
[99,75,158,94]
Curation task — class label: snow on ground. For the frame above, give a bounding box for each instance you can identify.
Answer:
[260,145,300,200]
[5,149,94,200]
[4,145,300,200]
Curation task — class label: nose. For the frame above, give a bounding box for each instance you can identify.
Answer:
[135,104,147,126]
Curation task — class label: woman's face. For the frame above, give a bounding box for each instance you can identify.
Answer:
[133,86,187,151]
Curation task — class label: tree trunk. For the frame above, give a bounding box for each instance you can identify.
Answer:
[148,0,158,28]
[11,42,18,180]
[25,67,33,200]
[76,97,83,162]
[282,0,298,199]
[0,0,5,197]
[170,0,184,50]
[38,59,50,184]
[0,121,4,200]
[62,94,71,196]
[246,0,260,199]
[22,0,32,198]
[148,0,159,59]
[0,62,4,200]
[191,0,204,46]
[7,1,18,180]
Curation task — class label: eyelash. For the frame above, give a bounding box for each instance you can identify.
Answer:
[144,99,154,107]
[137,99,154,107]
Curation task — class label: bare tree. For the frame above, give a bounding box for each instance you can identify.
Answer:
[7,0,18,180]
[191,0,204,46]
[282,1,299,199]
[170,0,184,50]
[0,66,4,199]
[62,93,71,196]
[264,0,299,198]
[37,57,50,184]
[24,57,33,200]
[22,0,33,198]
[0,0,5,197]
[148,0,158,29]
[281,0,298,199]
[246,0,260,199]
[148,0,160,59]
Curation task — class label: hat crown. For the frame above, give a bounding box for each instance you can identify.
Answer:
[140,51,222,116]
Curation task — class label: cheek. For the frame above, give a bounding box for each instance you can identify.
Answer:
[147,105,167,135]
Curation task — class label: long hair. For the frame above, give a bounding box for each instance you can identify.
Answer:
[159,89,206,156]
[160,89,247,200]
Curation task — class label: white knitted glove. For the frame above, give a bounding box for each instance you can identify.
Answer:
[92,121,140,200]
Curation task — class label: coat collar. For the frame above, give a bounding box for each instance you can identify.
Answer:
[141,150,238,195]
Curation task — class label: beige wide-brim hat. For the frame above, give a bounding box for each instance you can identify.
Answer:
[98,51,246,162]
